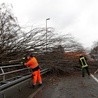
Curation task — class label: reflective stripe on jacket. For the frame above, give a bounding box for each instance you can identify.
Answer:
[79,57,88,68]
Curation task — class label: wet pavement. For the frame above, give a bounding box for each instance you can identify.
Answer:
[33,73,98,98]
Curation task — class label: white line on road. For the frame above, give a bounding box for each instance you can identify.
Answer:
[94,69,98,74]
[90,74,98,83]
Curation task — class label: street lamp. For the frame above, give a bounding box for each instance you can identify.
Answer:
[46,18,50,52]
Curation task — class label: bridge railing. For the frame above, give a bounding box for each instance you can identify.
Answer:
[0,64,30,82]
[0,66,50,91]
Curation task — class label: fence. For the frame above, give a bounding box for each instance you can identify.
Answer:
[0,64,31,82]
[0,64,50,91]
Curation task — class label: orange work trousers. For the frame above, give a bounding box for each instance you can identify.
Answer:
[32,69,42,85]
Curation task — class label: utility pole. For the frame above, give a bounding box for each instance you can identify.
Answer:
[46,18,50,52]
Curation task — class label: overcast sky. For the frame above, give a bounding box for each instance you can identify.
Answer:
[0,0,98,48]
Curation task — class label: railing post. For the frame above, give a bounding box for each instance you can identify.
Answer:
[1,67,5,82]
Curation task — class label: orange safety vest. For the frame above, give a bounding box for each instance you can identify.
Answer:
[25,57,39,69]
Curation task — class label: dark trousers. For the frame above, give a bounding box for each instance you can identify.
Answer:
[82,67,90,77]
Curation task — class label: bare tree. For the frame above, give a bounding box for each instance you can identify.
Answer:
[0,3,21,62]
[61,34,84,52]
[0,3,56,63]
[48,33,84,52]
[0,3,85,66]
[90,41,98,60]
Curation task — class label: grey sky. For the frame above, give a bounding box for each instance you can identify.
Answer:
[0,0,98,48]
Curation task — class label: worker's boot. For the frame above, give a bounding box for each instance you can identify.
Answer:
[38,83,42,86]
[32,84,35,88]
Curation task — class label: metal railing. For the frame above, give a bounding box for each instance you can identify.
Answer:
[0,64,30,82]
[0,64,50,91]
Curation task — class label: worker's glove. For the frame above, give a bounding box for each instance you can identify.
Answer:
[20,62,24,65]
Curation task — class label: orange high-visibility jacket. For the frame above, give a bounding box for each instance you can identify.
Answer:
[25,57,39,69]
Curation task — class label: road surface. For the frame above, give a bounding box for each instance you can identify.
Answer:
[32,73,98,98]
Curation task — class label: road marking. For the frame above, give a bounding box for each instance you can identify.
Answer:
[90,74,98,83]
[94,69,98,74]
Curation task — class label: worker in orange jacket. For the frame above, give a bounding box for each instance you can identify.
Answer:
[24,54,42,87]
